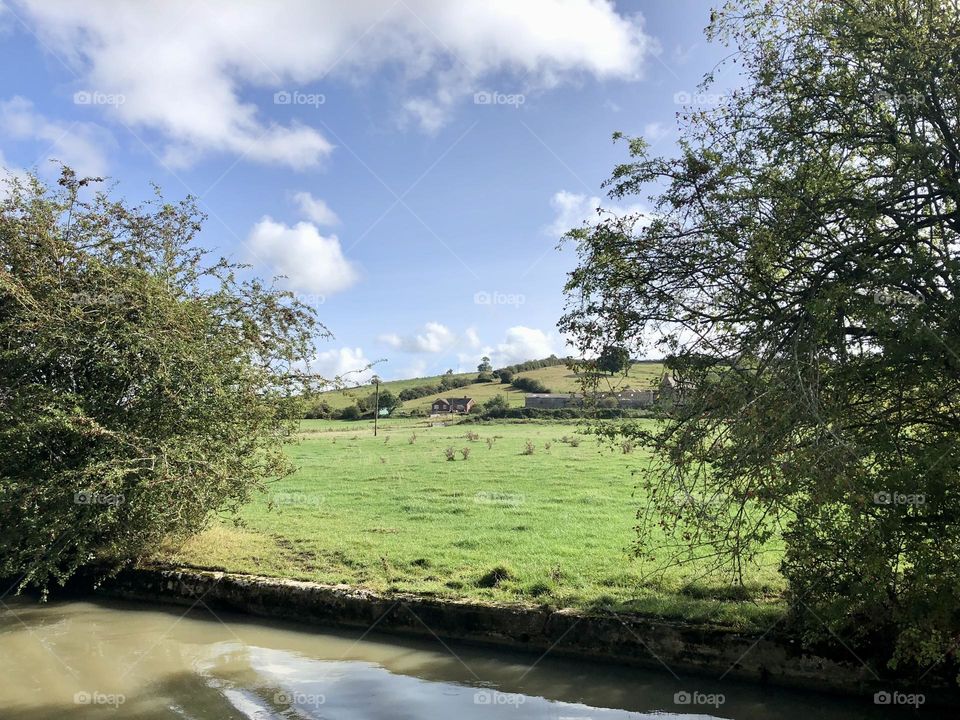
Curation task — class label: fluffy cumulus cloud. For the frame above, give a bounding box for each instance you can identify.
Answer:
[0,149,30,196]
[15,0,654,160]
[293,191,339,226]
[379,322,457,353]
[491,326,559,366]
[246,217,359,295]
[0,96,110,177]
[309,346,374,385]
[546,189,651,238]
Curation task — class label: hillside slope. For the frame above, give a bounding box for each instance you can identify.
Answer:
[317,361,665,414]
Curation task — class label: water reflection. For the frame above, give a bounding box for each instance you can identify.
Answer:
[0,598,923,718]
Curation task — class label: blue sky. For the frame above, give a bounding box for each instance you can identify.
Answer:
[0,0,729,382]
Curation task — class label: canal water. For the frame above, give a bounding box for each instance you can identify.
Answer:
[0,598,927,718]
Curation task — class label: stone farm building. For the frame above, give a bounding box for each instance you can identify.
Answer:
[431,397,475,414]
[524,393,582,409]
[524,375,681,410]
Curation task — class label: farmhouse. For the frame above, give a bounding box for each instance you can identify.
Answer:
[431,396,474,414]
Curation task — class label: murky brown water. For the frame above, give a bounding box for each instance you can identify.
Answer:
[0,598,929,718]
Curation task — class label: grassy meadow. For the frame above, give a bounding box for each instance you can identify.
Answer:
[158,416,786,630]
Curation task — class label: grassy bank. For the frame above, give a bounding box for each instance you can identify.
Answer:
[156,418,785,630]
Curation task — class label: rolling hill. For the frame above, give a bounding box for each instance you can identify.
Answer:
[314,359,666,415]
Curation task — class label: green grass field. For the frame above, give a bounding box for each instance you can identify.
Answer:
[158,417,786,630]
[320,361,668,413]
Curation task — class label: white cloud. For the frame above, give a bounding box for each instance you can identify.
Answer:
[293,191,339,226]
[379,321,456,353]
[16,0,654,152]
[0,149,30,196]
[546,189,651,238]
[247,217,359,295]
[309,346,373,385]
[492,326,559,366]
[547,190,603,238]
[643,120,671,144]
[465,327,482,349]
[0,96,110,177]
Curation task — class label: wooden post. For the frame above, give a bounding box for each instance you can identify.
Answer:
[373,376,380,437]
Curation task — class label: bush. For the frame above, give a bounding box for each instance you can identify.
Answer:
[304,399,334,419]
[511,376,550,393]
[498,369,514,384]
[444,446,456,461]
[0,170,321,591]
[338,405,362,421]
[483,394,510,413]
[460,447,470,460]
[522,441,535,455]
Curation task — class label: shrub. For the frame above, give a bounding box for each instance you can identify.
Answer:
[0,169,321,591]
[511,376,551,393]
[444,447,456,461]
[460,447,470,460]
[498,369,514,384]
[408,433,417,444]
[338,405,362,421]
[522,441,535,455]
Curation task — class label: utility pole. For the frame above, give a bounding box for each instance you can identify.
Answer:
[372,375,380,437]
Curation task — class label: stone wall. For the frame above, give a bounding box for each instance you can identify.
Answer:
[89,567,954,702]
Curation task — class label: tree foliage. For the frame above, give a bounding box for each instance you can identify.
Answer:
[0,170,326,592]
[596,345,631,375]
[561,0,960,680]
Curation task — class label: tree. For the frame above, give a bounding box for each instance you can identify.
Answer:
[561,0,960,680]
[596,345,630,375]
[477,356,492,372]
[0,170,325,592]
[483,394,510,413]
[367,388,399,416]
[498,369,514,384]
[338,404,362,421]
